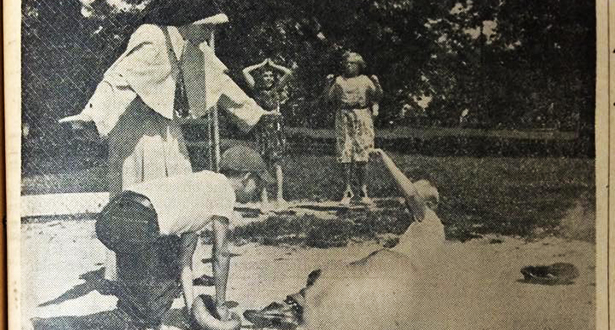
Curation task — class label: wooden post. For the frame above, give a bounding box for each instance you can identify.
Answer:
[207,110,214,169]
[209,29,221,172]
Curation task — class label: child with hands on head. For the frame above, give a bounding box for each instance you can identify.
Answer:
[242,58,297,210]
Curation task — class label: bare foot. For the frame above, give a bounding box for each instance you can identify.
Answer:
[340,189,353,206]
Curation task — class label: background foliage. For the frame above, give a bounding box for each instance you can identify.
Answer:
[22,0,595,149]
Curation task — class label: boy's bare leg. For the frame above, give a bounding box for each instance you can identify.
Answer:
[212,217,231,320]
[356,161,371,204]
[261,186,271,213]
[340,163,353,204]
[275,163,287,208]
[357,161,367,190]
[179,232,198,317]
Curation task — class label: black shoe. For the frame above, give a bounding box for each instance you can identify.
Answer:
[520,262,579,285]
[243,300,301,329]
[193,274,215,286]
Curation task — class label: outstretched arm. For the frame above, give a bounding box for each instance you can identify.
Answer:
[58,112,94,131]
[242,59,268,89]
[58,113,100,142]
[372,149,428,221]
[212,74,276,133]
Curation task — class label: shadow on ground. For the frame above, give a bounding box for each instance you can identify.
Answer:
[32,310,132,330]
[38,268,115,307]
[32,308,252,330]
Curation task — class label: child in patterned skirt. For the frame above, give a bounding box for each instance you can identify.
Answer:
[243,58,295,209]
[324,52,383,205]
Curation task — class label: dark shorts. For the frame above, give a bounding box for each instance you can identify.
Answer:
[97,191,182,328]
[115,236,182,328]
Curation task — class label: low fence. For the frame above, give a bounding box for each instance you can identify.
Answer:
[284,127,578,141]
[297,127,584,157]
[183,126,584,160]
[22,125,589,180]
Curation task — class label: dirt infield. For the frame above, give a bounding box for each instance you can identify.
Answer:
[21,215,595,330]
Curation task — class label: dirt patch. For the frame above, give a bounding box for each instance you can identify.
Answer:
[21,219,596,330]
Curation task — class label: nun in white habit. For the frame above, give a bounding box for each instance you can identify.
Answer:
[60,0,273,280]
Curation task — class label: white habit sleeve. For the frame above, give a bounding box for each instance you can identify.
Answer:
[200,42,269,133]
[81,73,137,137]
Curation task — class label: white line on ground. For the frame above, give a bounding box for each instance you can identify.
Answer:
[20,192,403,219]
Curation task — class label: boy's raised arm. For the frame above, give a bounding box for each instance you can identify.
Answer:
[372,149,427,221]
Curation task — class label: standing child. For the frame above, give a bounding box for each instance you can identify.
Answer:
[324,52,383,205]
[243,58,295,209]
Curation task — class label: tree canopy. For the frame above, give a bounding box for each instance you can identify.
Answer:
[22,0,595,147]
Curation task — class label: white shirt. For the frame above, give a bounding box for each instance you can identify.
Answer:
[392,208,445,260]
[126,171,236,236]
[81,24,268,136]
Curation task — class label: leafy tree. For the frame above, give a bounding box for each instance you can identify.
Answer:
[21,0,595,153]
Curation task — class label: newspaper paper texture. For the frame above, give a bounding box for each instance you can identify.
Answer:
[5,0,611,329]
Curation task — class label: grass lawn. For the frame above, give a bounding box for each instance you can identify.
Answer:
[22,153,595,243]
[243,153,595,244]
